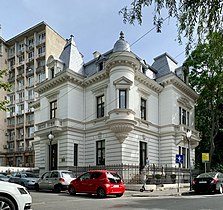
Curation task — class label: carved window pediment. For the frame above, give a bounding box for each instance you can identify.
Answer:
[177,97,193,110]
[113,76,133,89]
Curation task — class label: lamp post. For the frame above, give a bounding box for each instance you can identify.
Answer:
[48,131,54,171]
[186,130,192,191]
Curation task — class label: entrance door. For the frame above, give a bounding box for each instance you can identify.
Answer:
[51,144,58,170]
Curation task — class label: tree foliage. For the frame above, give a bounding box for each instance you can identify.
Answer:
[0,69,11,111]
[120,0,223,51]
[183,32,223,169]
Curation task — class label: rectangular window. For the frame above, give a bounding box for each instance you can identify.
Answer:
[96,140,105,165]
[119,89,127,108]
[74,144,78,166]
[141,98,147,120]
[139,141,147,169]
[179,107,189,126]
[50,100,57,119]
[97,95,104,118]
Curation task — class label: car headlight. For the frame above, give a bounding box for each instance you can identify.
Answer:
[18,187,28,194]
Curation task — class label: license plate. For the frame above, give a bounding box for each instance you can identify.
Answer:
[113,185,119,188]
[199,181,207,183]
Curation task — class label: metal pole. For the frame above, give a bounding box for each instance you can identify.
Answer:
[49,140,52,171]
[188,138,192,191]
[177,163,180,192]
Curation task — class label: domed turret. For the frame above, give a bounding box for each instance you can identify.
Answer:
[113,31,130,52]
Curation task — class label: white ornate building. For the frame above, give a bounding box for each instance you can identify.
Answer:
[33,32,200,174]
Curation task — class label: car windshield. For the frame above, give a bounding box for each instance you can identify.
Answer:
[62,172,75,178]
[197,172,217,178]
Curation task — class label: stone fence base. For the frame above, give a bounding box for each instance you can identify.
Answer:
[125,183,190,191]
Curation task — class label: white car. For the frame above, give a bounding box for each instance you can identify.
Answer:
[0,180,32,210]
[35,170,76,192]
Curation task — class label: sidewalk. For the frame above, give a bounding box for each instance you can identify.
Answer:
[125,187,193,197]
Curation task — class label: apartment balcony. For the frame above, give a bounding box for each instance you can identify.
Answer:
[16,147,24,152]
[8,53,15,59]
[36,65,45,73]
[17,73,24,79]
[106,109,137,143]
[174,124,200,148]
[35,118,63,136]
[26,69,34,77]
[26,120,34,126]
[26,57,34,64]
[8,76,15,82]
[26,134,34,139]
[37,52,45,59]
[7,148,14,154]
[7,124,15,129]
[26,45,34,52]
[36,39,45,46]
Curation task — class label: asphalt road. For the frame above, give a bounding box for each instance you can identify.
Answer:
[31,190,223,210]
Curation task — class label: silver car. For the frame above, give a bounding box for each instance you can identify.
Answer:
[9,172,39,189]
[35,170,76,192]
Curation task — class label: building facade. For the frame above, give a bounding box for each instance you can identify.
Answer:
[0,37,8,165]
[33,31,200,174]
[0,22,66,167]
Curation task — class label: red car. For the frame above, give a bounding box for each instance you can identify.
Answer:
[68,170,125,198]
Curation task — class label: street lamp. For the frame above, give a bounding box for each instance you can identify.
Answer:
[186,130,192,191]
[48,131,54,171]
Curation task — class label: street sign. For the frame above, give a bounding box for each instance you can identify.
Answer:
[202,153,209,163]
[176,154,184,164]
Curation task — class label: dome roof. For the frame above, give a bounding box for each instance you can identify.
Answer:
[113,31,130,52]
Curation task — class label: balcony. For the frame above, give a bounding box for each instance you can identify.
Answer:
[36,118,63,136]
[174,125,200,148]
[36,39,45,46]
[36,65,45,73]
[8,76,15,82]
[26,45,34,52]
[26,69,34,77]
[37,52,45,59]
[106,109,137,143]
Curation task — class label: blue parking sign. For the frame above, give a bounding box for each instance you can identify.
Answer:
[176,154,184,164]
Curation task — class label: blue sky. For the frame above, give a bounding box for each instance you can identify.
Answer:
[0,0,187,65]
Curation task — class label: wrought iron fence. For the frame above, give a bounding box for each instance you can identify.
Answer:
[67,164,199,185]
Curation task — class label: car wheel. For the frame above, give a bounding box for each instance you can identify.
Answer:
[54,184,62,193]
[35,183,40,192]
[218,185,223,194]
[97,188,106,198]
[116,193,123,197]
[68,186,76,195]
[0,196,16,210]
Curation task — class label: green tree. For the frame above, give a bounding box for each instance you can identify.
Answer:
[0,69,11,111]
[120,0,223,50]
[183,32,223,170]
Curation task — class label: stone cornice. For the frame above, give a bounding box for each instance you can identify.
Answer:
[35,70,84,94]
[105,53,140,72]
[84,70,109,86]
[160,75,198,100]
[135,71,163,93]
